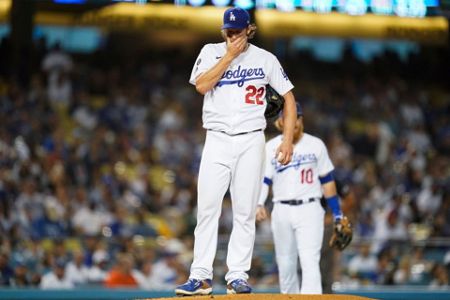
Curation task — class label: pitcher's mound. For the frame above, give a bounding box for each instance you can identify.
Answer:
[150,294,375,300]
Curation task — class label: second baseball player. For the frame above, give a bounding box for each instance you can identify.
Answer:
[257,103,346,294]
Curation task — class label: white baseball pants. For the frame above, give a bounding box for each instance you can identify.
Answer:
[190,130,265,282]
[271,200,324,294]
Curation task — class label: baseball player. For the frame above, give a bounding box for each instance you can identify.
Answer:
[256,103,346,294]
[175,7,297,296]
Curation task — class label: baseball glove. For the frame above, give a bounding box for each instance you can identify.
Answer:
[329,216,353,251]
[264,85,284,120]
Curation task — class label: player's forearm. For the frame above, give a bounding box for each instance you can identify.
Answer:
[281,91,297,143]
[322,181,343,220]
[322,181,338,198]
[195,54,234,95]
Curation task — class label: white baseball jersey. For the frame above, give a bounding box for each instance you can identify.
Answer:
[190,42,294,135]
[259,133,334,204]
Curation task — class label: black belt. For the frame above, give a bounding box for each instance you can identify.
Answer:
[280,198,318,206]
[210,129,262,136]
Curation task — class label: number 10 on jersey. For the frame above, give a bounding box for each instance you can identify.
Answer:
[300,168,313,184]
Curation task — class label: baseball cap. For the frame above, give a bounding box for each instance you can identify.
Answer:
[222,7,250,30]
[279,102,303,118]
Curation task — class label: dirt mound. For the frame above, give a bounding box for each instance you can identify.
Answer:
[149,294,375,300]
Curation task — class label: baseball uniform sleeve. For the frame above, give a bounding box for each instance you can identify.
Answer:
[267,54,294,96]
[189,44,216,85]
[317,139,334,176]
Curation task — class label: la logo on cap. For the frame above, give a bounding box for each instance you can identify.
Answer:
[222,7,250,30]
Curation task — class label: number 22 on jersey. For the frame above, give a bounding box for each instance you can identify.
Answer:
[245,85,264,105]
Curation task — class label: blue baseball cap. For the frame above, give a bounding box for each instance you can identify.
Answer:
[279,102,303,118]
[222,7,250,30]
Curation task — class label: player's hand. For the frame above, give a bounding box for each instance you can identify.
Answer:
[276,141,293,165]
[329,216,353,251]
[256,205,268,222]
[226,35,247,59]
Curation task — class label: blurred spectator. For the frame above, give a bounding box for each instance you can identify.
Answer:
[408,247,432,284]
[429,263,449,287]
[132,210,157,237]
[65,250,88,286]
[408,124,433,154]
[41,42,73,78]
[104,253,137,288]
[40,258,74,289]
[86,250,109,284]
[41,42,73,107]
[348,243,377,281]
[375,249,396,285]
[149,250,187,289]
[72,93,98,131]
[9,262,30,287]
[72,202,112,236]
[132,261,158,290]
[444,250,450,267]
[14,179,44,226]
[416,179,443,219]
[372,208,409,254]
[400,96,424,127]
[393,256,411,284]
[31,206,68,239]
[81,235,100,268]
[47,72,72,107]
[0,252,13,286]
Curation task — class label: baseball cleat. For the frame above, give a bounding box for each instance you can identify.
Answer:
[226,278,252,294]
[174,278,212,296]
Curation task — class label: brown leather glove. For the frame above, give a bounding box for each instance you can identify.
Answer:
[329,216,353,251]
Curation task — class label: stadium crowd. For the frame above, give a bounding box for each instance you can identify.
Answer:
[0,35,449,290]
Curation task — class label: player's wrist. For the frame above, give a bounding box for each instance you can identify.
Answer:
[325,195,343,221]
[333,214,344,222]
[281,134,294,144]
[223,51,238,61]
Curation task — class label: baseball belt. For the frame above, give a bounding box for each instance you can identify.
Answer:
[279,198,319,206]
[209,129,262,136]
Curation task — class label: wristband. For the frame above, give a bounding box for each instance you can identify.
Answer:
[326,195,343,221]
